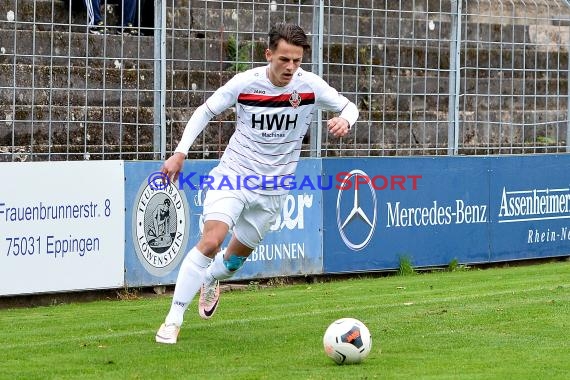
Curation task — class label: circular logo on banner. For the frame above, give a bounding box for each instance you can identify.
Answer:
[132,179,189,277]
[336,169,378,251]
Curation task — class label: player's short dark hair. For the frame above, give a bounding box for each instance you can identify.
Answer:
[268,23,310,52]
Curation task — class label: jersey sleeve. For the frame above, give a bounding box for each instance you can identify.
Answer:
[311,73,359,127]
[204,72,246,115]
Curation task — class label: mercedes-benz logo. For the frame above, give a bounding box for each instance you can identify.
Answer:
[336,169,378,250]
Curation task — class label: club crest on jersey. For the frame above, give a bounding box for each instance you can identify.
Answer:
[289,90,302,108]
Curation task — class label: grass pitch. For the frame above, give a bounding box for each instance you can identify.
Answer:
[1,260,569,380]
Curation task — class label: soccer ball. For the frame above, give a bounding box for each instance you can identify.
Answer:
[323,318,372,365]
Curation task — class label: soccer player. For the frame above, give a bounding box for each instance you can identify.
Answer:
[155,22,359,344]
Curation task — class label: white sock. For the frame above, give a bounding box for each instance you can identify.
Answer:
[204,249,233,282]
[165,247,212,326]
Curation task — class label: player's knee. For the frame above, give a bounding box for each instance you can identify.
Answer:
[199,236,224,255]
[223,254,247,272]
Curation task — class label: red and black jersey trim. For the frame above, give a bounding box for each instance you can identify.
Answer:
[237,92,315,107]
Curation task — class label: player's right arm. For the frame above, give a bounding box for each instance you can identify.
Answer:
[161,72,247,182]
[160,151,186,183]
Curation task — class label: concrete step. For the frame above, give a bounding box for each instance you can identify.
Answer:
[4,0,561,49]
[2,60,565,111]
[4,0,455,24]
[461,109,568,150]
[0,104,155,147]
[0,64,155,107]
[4,138,564,162]
[348,109,567,153]
[0,144,159,161]
[0,29,435,70]
[52,0,561,22]
[2,102,565,145]
[0,64,235,107]
[0,30,156,68]
[3,0,121,31]
[3,29,566,79]
[0,64,222,108]
[0,103,237,142]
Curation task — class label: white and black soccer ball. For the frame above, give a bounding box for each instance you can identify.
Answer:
[323,317,372,365]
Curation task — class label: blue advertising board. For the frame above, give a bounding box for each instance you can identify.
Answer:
[125,155,570,286]
[124,161,193,286]
[124,159,323,287]
[322,155,570,274]
[322,157,491,273]
[229,158,324,280]
[489,155,570,261]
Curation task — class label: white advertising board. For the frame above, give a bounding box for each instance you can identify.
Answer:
[0,161,125,296]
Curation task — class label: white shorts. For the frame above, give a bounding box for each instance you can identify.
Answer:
[202,166,287,249]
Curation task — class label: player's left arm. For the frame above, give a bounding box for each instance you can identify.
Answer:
[327,101,359,137]
[312,74,359,138]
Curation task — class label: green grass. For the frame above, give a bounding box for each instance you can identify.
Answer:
[398,255,416,276]
[1,261,569,380]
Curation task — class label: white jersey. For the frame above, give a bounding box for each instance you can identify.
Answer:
[176,65,358,193]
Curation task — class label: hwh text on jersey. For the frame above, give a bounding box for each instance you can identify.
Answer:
[252,113,298,130]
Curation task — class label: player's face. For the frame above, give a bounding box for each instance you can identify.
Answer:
[265,40,304,87]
